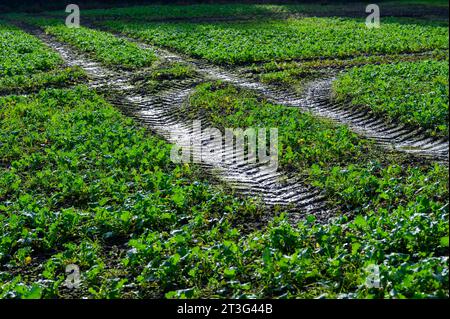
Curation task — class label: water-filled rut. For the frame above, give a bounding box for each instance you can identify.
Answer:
[20,23,333,222]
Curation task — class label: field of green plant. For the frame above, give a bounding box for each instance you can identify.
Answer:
[58,4,302,19]
[187,82,448,212]
[100,18,448,64]
[43,2,449,20]
[0,87,447,299]
[26,18,156,70]
[333,60,449,137]
[251,49,449,90]
[0,20,85,94]
[0,2,449,300]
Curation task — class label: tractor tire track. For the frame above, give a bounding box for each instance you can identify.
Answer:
[104,29,449,162]
[20,23,333,222]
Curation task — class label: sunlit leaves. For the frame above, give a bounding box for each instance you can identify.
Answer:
[102,17,448,64]
[334,60,449,137]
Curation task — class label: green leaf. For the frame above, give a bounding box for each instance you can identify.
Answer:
[22,285,43,299]
[440,236,449,248]
[353,215,367,228]
[224,268,236,279]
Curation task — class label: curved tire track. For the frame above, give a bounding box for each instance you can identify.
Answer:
[20,23,333,222]
[104,29,448,162]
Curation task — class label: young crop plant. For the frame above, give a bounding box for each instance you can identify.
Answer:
[0,64,448,298]
[26,18,156,70]
[100,17,448,64]
[46,3,449,23]
[1,86,447,299]
[252,49,448,90]
[0,86,265,298]
[148,62,196,81]
[0,21,61,77]
[0,20,86,94]
[333,60,449,138]
[0,3,448,301]
[0,66,87,95]
[186,82,449,214]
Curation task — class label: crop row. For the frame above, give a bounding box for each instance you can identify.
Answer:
[0,20,85,94]
[27,18,156,70]
[0,86,447,298]
[99,18,449,64]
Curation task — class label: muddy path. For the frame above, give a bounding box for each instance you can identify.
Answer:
[18,22,333,223]
[95,27,448,163]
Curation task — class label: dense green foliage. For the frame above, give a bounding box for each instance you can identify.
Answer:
[101,18,448,64]
[387,0,449,5]
[187,82,449,213]
[188,82,373,170]
[27,18,156,69]
[0,21,85,94]
[0,66,86,95]
[42,2,448,20]
[0,21,60,77]
[72,4,301,19]
[0,87,447,299]
[46,26,155,69]
[0,4,448,300]
[0,87,260,298]
[333,60,449,137]
[252,50,448,90]
[147,62,196,81]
